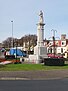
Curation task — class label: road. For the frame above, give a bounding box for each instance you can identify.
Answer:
[0,78,68,91]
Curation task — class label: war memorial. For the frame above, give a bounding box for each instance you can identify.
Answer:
[29,11,48,64]
[29,11,64,65]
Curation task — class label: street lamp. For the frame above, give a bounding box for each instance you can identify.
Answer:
[11,21,13,48]
[51,29,57,57]
[51,29,57,38]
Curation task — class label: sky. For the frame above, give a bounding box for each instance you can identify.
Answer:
[0,0,68,43]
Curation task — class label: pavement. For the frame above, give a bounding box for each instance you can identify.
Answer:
[0,70,68,80]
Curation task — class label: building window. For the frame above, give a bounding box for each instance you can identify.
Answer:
[61,48,63,53]
[62,42,64,45]
[48,48,52,53]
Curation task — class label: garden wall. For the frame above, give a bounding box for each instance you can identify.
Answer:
[44,58,64,66]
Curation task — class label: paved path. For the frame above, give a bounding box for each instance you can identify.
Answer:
[0,70,68,80]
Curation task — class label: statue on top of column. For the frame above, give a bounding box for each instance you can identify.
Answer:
[39,10,44,24]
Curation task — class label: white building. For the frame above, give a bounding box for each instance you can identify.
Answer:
[47,34,68,58]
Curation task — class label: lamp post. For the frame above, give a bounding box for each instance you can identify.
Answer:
[51,29,57,57]
[11,21,13,48]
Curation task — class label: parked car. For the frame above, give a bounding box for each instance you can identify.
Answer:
[47,53,63,58]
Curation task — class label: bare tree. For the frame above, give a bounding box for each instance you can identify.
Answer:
[2,34,37,49]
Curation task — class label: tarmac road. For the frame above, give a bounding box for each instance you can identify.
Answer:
[0,79,68,91]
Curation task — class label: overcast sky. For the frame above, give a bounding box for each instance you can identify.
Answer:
[0,0,68,42]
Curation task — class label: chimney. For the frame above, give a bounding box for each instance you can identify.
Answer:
[61,34,66,40]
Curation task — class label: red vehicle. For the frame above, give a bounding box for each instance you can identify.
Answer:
[47,53,63,58]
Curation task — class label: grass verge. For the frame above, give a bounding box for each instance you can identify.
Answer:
[0,63,68,71]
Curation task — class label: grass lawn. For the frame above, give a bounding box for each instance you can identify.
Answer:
[0,63,68,71]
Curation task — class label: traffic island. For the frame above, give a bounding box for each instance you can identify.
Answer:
[44,58,64,66]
